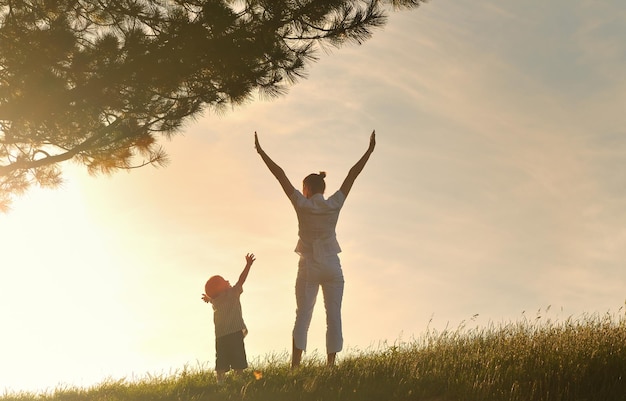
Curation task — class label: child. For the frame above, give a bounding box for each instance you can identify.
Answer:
[202,253,255,382]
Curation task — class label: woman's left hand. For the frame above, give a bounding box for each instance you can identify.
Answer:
[254,131,262,153]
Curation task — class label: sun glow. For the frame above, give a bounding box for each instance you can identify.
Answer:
[0,173,137,392]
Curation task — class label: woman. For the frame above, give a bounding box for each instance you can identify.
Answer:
[254,130,376,367]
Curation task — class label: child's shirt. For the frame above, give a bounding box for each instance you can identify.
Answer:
[211,286,247,338]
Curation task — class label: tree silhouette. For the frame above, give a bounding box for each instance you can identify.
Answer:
[0,0,424,210]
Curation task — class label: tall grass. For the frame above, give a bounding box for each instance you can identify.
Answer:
[3,309,625,401]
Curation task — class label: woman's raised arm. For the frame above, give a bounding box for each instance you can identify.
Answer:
[339,130,376,198]
[255,132,295,197]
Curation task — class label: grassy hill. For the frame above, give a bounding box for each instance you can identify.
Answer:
[3,309,625,401]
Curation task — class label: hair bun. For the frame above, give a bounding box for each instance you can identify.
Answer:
[319,171,327,178]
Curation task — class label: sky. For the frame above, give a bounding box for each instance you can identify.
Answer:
[2,0,626,394]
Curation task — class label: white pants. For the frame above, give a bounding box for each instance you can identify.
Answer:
[292,254,344,354]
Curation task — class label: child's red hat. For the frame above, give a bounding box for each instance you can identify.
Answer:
[205,275,228,298]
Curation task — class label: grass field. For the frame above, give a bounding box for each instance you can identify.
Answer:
[3,308,625,401]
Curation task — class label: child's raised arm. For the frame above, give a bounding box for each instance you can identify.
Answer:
[235,253,256,289]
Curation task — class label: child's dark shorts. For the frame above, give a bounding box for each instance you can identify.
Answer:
[215,330,248,371]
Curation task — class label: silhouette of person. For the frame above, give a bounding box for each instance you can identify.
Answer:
[202,253,256,382]
[255,130,376,367]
